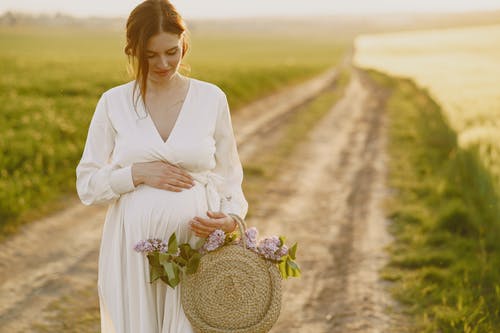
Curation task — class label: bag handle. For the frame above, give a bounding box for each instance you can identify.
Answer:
[228,213,247,250]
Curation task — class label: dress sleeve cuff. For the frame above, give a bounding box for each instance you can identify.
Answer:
[221,198,247,220]
[109,166,135,195]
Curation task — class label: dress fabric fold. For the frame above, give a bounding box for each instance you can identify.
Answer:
[76,78,248,333]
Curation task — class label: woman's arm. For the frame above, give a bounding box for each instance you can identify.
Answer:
[189,88,249,238]
[76,92,136,206]
[212,89,248,221]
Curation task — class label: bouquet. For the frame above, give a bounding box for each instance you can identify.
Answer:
[134,226,301,288]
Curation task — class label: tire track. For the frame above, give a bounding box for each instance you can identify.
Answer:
[250,68,409,333]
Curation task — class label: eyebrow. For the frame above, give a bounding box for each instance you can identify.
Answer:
[146,46,178,54]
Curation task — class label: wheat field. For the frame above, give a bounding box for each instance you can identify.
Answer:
[354,24,500,183]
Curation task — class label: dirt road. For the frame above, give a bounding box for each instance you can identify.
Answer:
[0,67,407,332]
[256,69,409,332]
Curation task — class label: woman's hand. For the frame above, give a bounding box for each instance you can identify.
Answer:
[189,211,237,238]
[131,161,195,191]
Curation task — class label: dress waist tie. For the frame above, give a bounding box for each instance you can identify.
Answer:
[188,171,224,212]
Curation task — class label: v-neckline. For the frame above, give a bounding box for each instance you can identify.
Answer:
[147,77,193,145]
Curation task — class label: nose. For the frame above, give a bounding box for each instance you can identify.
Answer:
[158,55,169,68]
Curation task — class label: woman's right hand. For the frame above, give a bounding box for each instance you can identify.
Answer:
[131,161,195,192]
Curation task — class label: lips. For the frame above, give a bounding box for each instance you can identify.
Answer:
[155,69,170,76]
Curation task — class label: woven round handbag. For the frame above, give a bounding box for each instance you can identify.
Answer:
[181,215,282,333]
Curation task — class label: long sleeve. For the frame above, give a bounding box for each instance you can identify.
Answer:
[76,92,135,206]
[213,90,249,220]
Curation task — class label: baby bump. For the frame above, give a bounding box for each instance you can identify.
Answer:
[119,182,209,242]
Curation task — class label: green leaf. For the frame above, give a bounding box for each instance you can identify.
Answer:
[146,252,164,282]
[169,264,181,288]
[286,258,301,277]
[287,258,299,270]
[186,252,201,274]
[178,243,192,260]
[143,237,205,286]
[163,261,176,281]
[175,256,187,266]
[278,260,288,279]
[147,252,160,266]
[291,268,301,277]
[167,233,178,255]
[289,243,298,260]
[286,260,293,277]
[160,274,179,287]
[158,252,172,266]
[149,264,164,283]
[279,236,286,247]
[225,232,237,244]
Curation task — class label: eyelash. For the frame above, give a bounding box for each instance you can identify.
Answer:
[147,49,178,58]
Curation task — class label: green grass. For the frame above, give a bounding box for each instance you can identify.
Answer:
[0,25,347,237]
[30,64,351,333]
[366,70,500,332]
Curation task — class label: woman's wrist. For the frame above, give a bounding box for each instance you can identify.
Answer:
[131,163,144,186]
[224,216,237,233]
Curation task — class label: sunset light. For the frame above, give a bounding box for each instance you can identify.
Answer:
[1,0,500,18]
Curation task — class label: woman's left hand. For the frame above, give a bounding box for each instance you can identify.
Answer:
[189,211,236,238]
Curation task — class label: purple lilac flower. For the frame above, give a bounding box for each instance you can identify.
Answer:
[158,240,169,253]
[133,240,145,253]
[133,238,165,253]
[134,239,152,253]
[202,229,226,252]
[277,244,289,257]
[244,227,258,250]
[257,236,283,261]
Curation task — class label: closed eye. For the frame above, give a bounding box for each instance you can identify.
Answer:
[146,47,179,58]
[167,48,178,55]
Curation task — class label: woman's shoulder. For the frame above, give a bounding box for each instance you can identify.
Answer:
[189,77,226,99]
[100,81,136,100]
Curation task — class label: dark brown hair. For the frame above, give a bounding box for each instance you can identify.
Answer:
[125,0,189,106]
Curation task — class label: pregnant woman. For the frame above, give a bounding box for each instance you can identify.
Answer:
[75,1,248,332]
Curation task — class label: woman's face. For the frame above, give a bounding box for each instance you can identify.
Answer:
[146,31,183,83]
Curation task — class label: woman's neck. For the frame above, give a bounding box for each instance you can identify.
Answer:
[147,72,184,95]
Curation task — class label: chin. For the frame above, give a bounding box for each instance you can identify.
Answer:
[151,72,174,82]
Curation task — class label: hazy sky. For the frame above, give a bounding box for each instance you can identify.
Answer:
[1,0,500,18]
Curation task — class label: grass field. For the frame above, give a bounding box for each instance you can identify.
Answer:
[354,23,500,332]
[367,70,500,333]
[0,25,347,236]
[354,24,500,185]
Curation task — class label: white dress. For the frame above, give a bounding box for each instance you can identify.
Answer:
[75,77,248,333]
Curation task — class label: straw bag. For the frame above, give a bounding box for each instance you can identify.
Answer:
[181,215,282,333]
